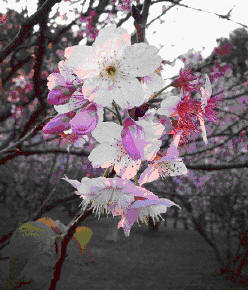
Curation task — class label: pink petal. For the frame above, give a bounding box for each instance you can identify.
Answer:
[70,103,98,135]
[47,73,66,90]
[198,113,208,145]
[114,159,141,180]
[172,130,182,148]
[47,85,75,105]
[166,139,179,160]
[118,208,139,237]
[138,165,160,185]
[121,117,146,160]
[131,199,160,208]
[42,113,73,134]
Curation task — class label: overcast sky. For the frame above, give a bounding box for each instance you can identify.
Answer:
[1,0,248,80]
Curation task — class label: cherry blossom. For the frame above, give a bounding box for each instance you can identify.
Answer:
[138,138,187,185]
[156,74,215,144]
[62,175,154,218]
[172,66,201,94]
[118,195,181,237]
[88,119,164,179]
[64,25,162,109]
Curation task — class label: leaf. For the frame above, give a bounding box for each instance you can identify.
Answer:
[37,217,61,234]
[73,226,93,255]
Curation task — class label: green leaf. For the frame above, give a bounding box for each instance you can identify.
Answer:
[73,226,93,255]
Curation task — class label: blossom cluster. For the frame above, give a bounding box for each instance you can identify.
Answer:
[42,25,214,237]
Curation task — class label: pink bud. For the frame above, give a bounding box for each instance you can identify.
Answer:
[70,103,98,135]
[47,85,76,105]
[42,112,75,134]
[89,10,96,17]
[121,117,146,161]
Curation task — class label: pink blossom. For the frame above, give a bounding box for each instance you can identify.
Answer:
[138,138,187,185]
[172,66,201,94]
[119,0,133,11]
[62,176,152,218]
[118,194,180,237]
[214,42,232,56]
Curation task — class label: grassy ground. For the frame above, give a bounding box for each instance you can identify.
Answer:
[1,206,248,289]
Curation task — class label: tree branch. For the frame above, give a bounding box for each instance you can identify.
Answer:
[161,0,248,29]
[185,161,248,171]
[0,0,62,63]
[49,208,93,289]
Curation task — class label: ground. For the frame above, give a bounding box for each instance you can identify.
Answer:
[0,206,247,289]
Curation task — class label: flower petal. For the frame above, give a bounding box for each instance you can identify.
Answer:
[121,43,162,77]
[42,114,72,134]
[121,118,146,160]
[138,165,160,185]
[144,140,162,161]
[93,25,130,59]
[54,92,88,114]
[142,72,164,94]
[114,156,141,180]
[70,104,98,135]
[118,208,139,237]
[157,95,181,117]
[91,122,122,143]
[64,45,99,79]
[158,158,188,177]
[160,198,181,209]
[88,143,117,168]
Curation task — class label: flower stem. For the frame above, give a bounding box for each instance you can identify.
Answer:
[104,107,118,118]
[134,175,139,186]
[149,82,172,101]
[112,101,123,125]
[103,166,111,177]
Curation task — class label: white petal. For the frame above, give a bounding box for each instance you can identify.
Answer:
[78,177,94,194]
[93,25,130,59]
[61,175,81,191]
[121,43,162,77]
[64,45,99,79]
[143,72,164,94]
[200,74,212,112]
[144,140,162,161]
[96,106,104,124]
[157,95,181,117]
[88,143,117,168]
[160,198,181,209]
[54,92,87,114]
[159,159,188,177]
[91,122,122,143]
[136,119,164,141]
[112,78,145,109]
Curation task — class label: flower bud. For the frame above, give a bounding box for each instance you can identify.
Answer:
[42,111,76,134]
[128,103,149,120]
[70,103,98,135]
[47,85,76,105]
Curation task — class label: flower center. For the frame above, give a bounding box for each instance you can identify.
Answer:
[105,65,116,77]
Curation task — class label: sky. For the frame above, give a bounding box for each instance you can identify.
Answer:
[1,0,248,80]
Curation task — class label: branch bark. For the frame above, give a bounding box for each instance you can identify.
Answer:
[0,0,62,63]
